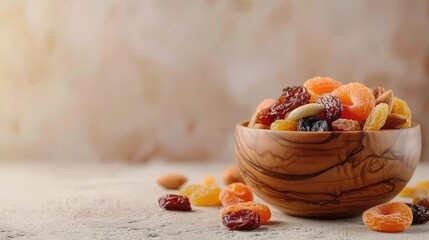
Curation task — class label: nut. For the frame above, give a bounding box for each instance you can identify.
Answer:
[222,165,245,185]
[381,113,408,129]
[157,173,188,189]
[285,103,324,121]
[375,90,393,113]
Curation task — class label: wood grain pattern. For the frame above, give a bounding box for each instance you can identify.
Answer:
[235,121,421,218]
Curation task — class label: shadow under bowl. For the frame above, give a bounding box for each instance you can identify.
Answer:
[234,120,421,218]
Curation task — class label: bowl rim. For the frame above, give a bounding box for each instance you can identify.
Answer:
[237,120,420,134]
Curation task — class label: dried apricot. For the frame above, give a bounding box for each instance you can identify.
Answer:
[221,202,271,224]
[413,188,429,209]
[332,82,375,121]
[222,165,245,185]
[363,103,388,131]
[248,98,275,128]
[331,118,361,131]
[391,97,412,128]
[270,119,298,131]
[219,183,253,207]
[303,76,343,102]
[416,181,429,189]
[363,202,412,232]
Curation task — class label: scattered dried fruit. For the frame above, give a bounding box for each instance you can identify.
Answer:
[298,117,331,132]
[363,103,388,131]
[222,210,261,230]
[256,86,310,126]
[315,94,343,121]
[363,202,412,232]
[221,202,271,224]
[158,194,192,211]
[222,165,245,185]
[331,118,361,131]
[202,175,218,187]
[405,203,429,224]
[285,103,324,121]
[157,173,188,190]
[270,119,298,131]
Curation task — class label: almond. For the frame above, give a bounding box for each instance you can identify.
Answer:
[157,173,188,189]
[381,113,408,129]
[375,90,393,113]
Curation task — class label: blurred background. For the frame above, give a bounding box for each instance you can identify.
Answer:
[0,0,428,163]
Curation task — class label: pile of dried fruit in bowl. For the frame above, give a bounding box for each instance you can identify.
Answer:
[248,76,412,131]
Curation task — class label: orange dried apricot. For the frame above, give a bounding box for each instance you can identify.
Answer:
[219,183,253,207]
[303,76,343,102]
[332,82,376,121]
[221,202,271,224]
[256,98,276,113]
[363,103,388,131]
[392,97,411,128]
[363,202,412,232]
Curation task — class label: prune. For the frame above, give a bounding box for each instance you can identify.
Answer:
[158,194,191,211]
[405,203,429,224]
[222,210,261,230]
[256,86,310,125]
[315,94,343,121]
[298,117,331,132]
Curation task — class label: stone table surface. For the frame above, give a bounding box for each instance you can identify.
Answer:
[1,160,429,240]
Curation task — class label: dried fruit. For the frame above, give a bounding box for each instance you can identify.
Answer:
[363,202,412,232]
[221,202,271,224]
[222,210,261,230]
[392,97,412,128]
[222,165,245,185]
[405,203,429,224]
[375,90,393,113]
[157,173,188,190]
[285,103,324,121]
[158,194,192,211]
[315,94,343,121]
[256,86,310,125]
[331,118,361,131]
[363,103,388,131]
[371,86,385,99]
[298,117,331,132]
[202,175,218,187]
[180,184,222,206]
[382,114,409,130]
[219,183,253,207]
[332,82,376,121]
[270,119,298,131]
[248,99,276,127]
[398,187,416,198]
[303,77,343,102]
[413,188,429,209]
[416,181,429,189]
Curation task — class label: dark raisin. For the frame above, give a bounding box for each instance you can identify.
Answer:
[371,86,385,99]
[256,86,310,126]
[405,203,429,224]
[222,210,261,230]
[298,117,331,132]
[315,94,343,122]
[158,194,191,211]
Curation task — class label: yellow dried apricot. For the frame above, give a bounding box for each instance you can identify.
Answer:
[392,97,411,128]
[270,119,298,131]
[363,103,388,131]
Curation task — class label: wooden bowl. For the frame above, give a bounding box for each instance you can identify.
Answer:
[234,121,421,218]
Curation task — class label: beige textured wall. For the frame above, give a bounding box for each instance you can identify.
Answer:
[0,0,428,162]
